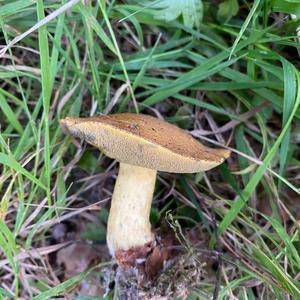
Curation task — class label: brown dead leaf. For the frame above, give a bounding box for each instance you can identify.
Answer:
[145,245,168,281]
[144,233,176,281]
[57,242,108,279]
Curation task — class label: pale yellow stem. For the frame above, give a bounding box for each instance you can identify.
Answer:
[107,163,157,257]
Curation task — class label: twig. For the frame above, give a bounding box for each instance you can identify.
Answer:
[0,242,70,268]
[19,199,108,236]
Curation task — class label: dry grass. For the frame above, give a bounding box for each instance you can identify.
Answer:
[0,0,300,299]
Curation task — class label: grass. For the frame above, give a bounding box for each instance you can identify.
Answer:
[0,0,300,299]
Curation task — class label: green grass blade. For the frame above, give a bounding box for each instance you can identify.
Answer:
[0,153,46,190]
[252,244,300,296]
[0,94,23,134]
[0,0,34,18]
[143,55,243,106]
[229,0,262,58]
[98,0,138,113]
[278,57,296,189]
[30,269,90,300]
[36,0,51,199]
[218,71,300,235]
[78,3,116,55]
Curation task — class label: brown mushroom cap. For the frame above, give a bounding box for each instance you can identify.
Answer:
[60,113,230,173]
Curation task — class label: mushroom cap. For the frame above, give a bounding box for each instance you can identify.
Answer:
[60,113,230,173]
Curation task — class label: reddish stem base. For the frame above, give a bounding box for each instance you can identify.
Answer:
[115,242,153,270]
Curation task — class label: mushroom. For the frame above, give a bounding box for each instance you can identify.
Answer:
[60,113,230,270]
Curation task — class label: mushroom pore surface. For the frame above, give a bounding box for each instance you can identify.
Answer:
[60,113,230,173]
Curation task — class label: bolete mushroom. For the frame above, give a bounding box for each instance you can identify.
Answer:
[60,113,230,269]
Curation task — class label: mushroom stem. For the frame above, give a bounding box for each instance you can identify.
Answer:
[107,162,156,264]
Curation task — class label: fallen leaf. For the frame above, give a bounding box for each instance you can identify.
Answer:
[145,233,175,281]
[57,242,108,279]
